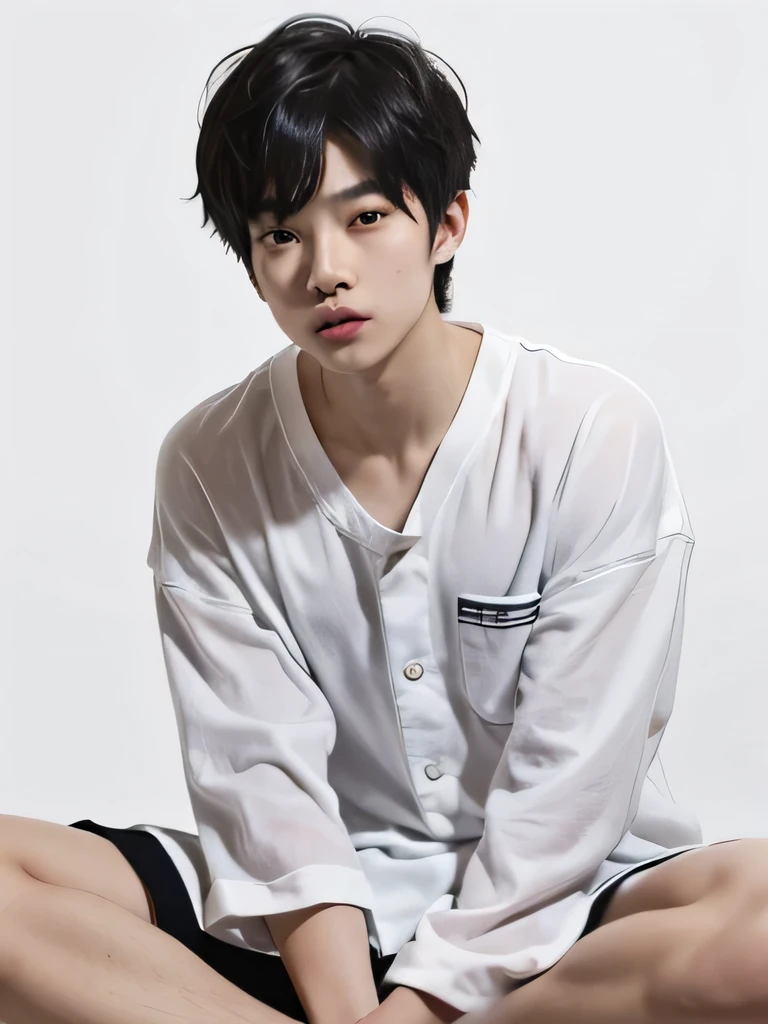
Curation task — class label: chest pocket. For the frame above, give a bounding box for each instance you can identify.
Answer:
[457,591,541,724]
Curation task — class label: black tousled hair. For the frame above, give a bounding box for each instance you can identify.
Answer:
[182,13,481,314]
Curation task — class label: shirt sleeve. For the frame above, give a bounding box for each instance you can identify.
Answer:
[146,428,376,949]
[384,384,697,1014]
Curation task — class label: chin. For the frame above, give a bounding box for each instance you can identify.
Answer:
[312,337,394,375]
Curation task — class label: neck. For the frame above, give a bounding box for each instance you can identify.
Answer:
[301,315,483,460]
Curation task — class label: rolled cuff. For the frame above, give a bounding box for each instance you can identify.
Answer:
[203,863,377,954]
[383,912,522,1016]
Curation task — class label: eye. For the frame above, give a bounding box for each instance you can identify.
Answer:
[259,210,387,248]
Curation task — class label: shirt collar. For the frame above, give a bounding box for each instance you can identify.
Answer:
[269,321,518,556]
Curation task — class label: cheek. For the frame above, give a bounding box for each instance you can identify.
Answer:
[251,251,287,287]
[373,235,432,281]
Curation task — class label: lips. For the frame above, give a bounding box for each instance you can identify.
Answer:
[320,316,358,330]
[317,319,370,341]
[315,306,371,332]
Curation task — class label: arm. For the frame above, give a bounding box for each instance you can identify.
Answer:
[265,903,379,1024]
[378,386,698,1016]
[148,429,378,1024]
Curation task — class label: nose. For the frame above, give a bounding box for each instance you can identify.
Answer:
[305,236,355,297]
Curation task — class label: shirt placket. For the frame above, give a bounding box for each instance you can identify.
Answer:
[378,551,461,841]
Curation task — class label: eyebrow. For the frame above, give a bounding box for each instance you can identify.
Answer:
[250,178,384,222]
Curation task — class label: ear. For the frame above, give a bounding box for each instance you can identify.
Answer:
[434,190,469,264]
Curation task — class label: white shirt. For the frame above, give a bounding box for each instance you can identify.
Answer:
[131,320,709,1015]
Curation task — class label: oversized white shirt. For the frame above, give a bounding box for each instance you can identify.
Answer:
[132,320,709,1015]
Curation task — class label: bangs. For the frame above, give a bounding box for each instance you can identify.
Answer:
[243,100,418,234]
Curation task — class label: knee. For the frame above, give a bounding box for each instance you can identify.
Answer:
[650,901,768,1018]
[0,850,31,919]
[0,863,37,983]
[0,815,33,876]
[0,818,40,960]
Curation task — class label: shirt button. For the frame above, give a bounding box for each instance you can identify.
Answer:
[403,661,424,680]
[424,764,443,780]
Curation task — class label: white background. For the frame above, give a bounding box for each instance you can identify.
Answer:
[2,0,765,844]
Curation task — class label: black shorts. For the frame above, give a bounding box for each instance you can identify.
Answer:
[69,819,398,1023]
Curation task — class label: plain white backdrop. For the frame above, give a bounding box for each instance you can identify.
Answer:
[2,1,765,844]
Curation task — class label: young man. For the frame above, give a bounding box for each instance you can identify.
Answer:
[2,13,767,1024]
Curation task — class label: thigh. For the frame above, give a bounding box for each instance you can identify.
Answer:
[514,845,727,991]
[69,819,398,1021]
[597,839,761,929]
[0,814,153,924]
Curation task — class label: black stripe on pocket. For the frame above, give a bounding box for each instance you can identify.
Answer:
[457,594,541,629]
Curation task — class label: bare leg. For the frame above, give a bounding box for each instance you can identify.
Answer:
[0,866,298,1024]
[459,897,767,1024]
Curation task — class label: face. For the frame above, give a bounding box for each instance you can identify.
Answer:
[247,133,467,373]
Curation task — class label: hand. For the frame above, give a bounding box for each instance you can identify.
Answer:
[356,985,463,1024]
